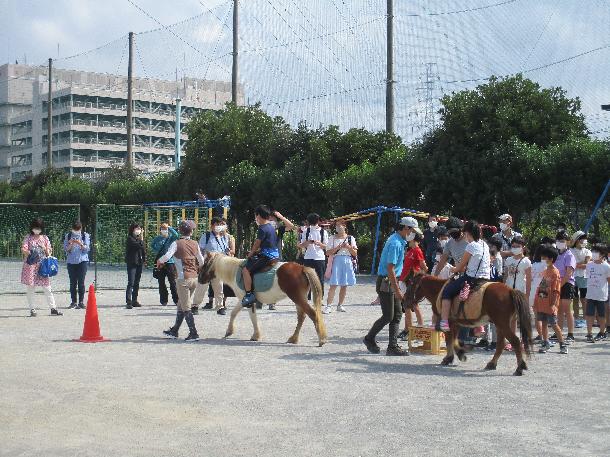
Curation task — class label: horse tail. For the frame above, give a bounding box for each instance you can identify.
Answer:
[303,266,326,337]
[510,289,533,357]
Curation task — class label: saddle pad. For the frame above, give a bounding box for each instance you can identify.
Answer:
[436,281,493,321]
[236,261,284,293]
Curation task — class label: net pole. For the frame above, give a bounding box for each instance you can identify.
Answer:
[94,205,98,287]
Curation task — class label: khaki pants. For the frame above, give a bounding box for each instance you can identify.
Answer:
[193,277,224,307]
[176,277,198,312]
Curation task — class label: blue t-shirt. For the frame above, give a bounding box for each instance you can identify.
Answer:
[258,223,279,259]
[377,232,407,277]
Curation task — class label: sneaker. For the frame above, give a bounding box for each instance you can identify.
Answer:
[586,334,594,343]
[549,333,558,341]
[29,309,37,317]
[386,345,409,356]
[191,306,199,315]
[505,343,513,352]
[363,335,381,354]
[185,332,200,342]
[50,308,63,316]
[337,305,347,313]
[77,303,85,309]
[132,302,142,308]
[439,320,450,331]
[217,307,227,315]
[476,339,489,348]
[548,340,556,347]
[594,332,606,342]
[68,302,77,309]
[268,304,276,311]
[256,302,263,310]
[560,343,568,354]
[321,305,332,314]
[125,303,133,309]
[538,342,549,353]
[575,319,586,329]
[241,292,256,308]
[160,302,168,307]
[397,329,408,341]
[533,335,542,344]
[163,328,178,339]
[566,335,575,345]
[203,302,213,310]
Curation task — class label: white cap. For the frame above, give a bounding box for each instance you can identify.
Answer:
[412,226,423,236]
[498,214,512,221]
[400,216,419,229]
[571,230,586,242]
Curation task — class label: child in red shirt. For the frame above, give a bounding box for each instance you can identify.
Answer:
[534,245,567,354]
[398,233,428,340]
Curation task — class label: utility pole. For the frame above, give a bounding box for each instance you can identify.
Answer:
[232,0,239,104]
[126,31,134,169]
[174,98,181,170]
[47,58,53,168]
[386,0,394,134]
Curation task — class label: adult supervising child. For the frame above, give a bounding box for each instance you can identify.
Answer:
[398,231,426,340]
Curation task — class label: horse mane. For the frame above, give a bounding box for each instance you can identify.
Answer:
[207,253,243,283]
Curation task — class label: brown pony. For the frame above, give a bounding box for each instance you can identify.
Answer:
[198,252,327,346]
[403,274,533,376]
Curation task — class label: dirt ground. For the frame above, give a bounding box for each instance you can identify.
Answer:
[1,279,609,457]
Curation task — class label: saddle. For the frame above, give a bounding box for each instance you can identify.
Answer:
[235,260,283,293]
[437,279,492,322]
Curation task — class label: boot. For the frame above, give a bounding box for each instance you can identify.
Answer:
[184,311,199,342]
[387,323,409,356]
[164,311,184,338]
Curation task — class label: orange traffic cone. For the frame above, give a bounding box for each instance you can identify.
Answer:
[77,284,107,343]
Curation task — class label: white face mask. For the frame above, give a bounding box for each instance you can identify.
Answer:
[439,239,448,248]
[591,252,601,261]
[32,229,41,235]
[406,232,415,242]
[213,226,223,233]
[435,255,441,262]
[336,226,345,234]
[556,241,567,251]
[160,229,169,237]
[72,230,81,236]
[133,229,142,236]
[428,221,437,229]
[499,223,508,231]
[511,247,523,256]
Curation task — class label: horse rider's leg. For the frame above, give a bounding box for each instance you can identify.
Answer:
[287,306,306,344]
[485,326,506,370]
[441,322,457,365]
[248,304,262,341]
[441,298,451,322]
[225,302,243,338]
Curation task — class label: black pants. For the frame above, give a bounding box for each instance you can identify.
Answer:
[157,264,178,305]
[126,264,143,304]
[67,261,88,304]
[367,276,402,346]
[303,259,326,297]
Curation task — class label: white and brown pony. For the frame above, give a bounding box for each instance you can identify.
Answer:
[198,252,327,346]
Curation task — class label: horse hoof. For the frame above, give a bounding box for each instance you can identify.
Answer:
[440,357,453,366]
[318,340,326,347]
[513,369,523,376]
[519,360,528,371]
[286,337,298,344]
[457,352,467,362]
[224,332,233,339]
[484,362,496,371]
[250,335,261,342]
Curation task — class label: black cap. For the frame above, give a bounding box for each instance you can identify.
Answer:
[436,225,448,237]
[445,216,464,232]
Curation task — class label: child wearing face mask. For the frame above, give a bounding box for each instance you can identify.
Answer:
[552,231,576,343]
[584,244,610,342]
[570,231,591,328]
[535,245,568,354]
[125,223,146,309]
[501,237,531,351]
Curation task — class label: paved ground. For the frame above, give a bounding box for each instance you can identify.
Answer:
[1,279,609,457]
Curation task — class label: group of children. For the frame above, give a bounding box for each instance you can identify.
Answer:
[396,219,610,354]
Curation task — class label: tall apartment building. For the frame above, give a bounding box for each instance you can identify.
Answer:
[0,63,243,182]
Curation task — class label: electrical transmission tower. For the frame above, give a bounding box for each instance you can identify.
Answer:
[417,62,442,132]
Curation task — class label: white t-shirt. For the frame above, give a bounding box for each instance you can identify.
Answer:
[327,235,357,256]
[437,264,453,280]
[585,261,610,302]
[571,247,592,278]
[465,240,491,279]
[529,262,546,306]
[300,226,328,261]
[504,256,532,294]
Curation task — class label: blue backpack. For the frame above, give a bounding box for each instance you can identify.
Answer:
[38,256,59,278]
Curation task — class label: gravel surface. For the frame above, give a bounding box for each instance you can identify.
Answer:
[1,279,609,457]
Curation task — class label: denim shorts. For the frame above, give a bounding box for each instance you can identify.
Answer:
[586,299,606,318]
[536,312,557,325]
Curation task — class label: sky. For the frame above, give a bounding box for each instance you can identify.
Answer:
[1,0,609,142]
